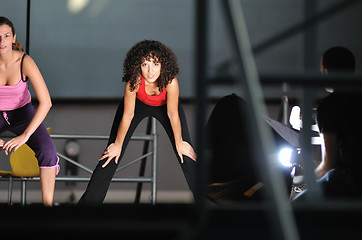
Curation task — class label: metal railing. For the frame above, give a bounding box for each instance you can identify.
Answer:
[0,117,158,205]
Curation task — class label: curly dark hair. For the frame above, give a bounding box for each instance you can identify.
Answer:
[122,40,179,92]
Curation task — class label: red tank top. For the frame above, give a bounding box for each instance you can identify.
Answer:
[136,77,167,106]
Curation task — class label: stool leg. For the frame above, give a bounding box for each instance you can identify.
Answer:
[21,179,27,206]
[8,176,13,206]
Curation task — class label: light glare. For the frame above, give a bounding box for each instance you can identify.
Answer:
[279,148,293,167]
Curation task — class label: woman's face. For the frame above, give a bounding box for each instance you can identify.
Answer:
[140,57,161,84]
[0,24,15,54]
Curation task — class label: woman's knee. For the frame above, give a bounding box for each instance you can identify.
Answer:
[35,143,60,174]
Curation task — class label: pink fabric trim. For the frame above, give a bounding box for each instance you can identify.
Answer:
[39,157,60,175]
[2,112,10,125]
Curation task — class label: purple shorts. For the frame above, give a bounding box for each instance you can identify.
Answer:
[0,103,59,174]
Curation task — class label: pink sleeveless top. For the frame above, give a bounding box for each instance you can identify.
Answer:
[0,53,31,111]
[136,77,167,106]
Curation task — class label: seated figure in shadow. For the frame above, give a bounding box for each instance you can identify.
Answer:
[205,94,297,204]
[293,46,362,201]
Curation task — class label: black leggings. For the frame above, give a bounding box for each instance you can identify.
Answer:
[78,98,196,204]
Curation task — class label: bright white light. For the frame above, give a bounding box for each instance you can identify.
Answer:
[279,148,293,167]
[67,0,89,13]
[289,106,302,130]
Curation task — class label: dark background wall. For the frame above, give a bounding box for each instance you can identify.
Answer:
[1,0,361,203]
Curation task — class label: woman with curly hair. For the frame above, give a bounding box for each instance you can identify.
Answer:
[79,40,197,204]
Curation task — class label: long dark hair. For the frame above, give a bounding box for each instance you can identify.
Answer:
[0,16,24,52]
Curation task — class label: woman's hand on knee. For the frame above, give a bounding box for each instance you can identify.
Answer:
[1,134,29,155]
[176,141,197,163]
[99,142,122,168]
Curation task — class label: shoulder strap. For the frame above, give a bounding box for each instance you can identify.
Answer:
[20,53,28,82]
